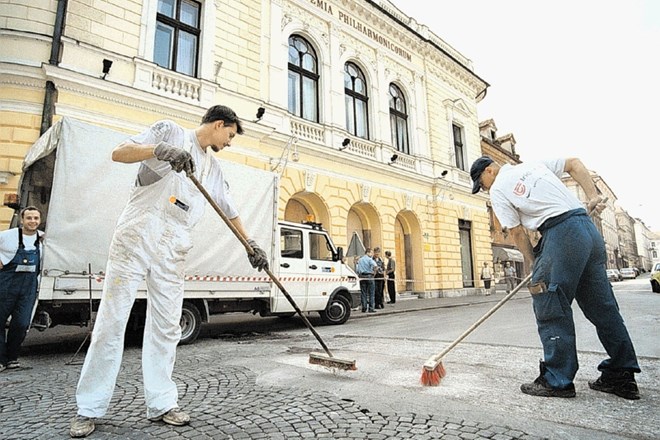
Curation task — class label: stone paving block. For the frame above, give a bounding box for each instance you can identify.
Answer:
[460,425,480,434]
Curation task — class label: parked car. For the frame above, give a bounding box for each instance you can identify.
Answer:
[619,268,637,280]
[651,263,660,293]
[606,269,622,282]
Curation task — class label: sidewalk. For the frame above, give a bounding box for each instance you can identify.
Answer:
[352,284,532,319]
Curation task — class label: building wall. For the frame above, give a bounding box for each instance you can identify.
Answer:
[478,127,527,281]
[633,219,653,271]
[615,207,638,269]
[0,0,491,294]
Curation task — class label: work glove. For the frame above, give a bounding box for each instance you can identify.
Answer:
[154,141,195,176]
[246,239,269,272]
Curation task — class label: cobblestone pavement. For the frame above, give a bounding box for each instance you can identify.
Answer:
[3,287,657,440]
[1,343,546,440]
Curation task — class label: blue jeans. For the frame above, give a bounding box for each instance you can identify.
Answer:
[531,210,640,389]
[359,279,375,312]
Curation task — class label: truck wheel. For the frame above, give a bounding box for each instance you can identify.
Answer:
[179,301,202,345]
[319,294,351,325]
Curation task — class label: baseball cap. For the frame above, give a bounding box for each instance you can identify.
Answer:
[470,156,494,194]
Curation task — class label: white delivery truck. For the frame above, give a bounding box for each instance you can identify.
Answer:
[17,118,360,344]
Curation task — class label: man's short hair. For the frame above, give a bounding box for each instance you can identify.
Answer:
[365,248,372,254]
[385,251,391,257]
[20,206,41,218]
[202,105,244,135]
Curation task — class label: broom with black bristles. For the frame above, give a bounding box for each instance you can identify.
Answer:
[420,273,532,386]
[190,175,357,371]
[421,201,605,386]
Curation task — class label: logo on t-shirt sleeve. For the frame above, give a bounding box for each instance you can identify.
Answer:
[513,181,526,196]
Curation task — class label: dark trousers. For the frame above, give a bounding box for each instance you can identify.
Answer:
[359,279,375,312]
[0,272,39,365]
[531,212,640,388]
[387,277,396,303]
[374,277,385,308]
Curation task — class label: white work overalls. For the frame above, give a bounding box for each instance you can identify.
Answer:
[76,132,207,419]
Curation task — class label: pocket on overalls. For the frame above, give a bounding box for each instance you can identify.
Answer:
[532,283,568,321]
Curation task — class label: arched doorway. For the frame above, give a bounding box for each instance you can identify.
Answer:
[283,192,330,227]
[394,211,423,293]
[346,202,382,267]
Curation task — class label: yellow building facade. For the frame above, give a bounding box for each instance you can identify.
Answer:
[0,0,492,295]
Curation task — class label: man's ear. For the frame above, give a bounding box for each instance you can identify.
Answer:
[215,120,226,130]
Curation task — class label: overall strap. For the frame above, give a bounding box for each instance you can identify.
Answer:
[18,228,41,250]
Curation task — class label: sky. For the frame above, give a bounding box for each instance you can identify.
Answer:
[389,0,660,230]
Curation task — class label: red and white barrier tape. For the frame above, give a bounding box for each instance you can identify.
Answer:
[184,275,355,283]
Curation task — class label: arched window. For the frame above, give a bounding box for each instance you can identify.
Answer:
[389,84,409,154]
[344,62,369,139]
[288,35,319,122]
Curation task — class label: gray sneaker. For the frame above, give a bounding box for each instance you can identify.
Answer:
[70,415,95,438]
[149,407,190,426]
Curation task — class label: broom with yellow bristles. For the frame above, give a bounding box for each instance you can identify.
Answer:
[190,175,357,371]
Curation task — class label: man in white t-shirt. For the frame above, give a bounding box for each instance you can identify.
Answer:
[0,206,43,372]
[70,105,269,438]
[470,156,640,400]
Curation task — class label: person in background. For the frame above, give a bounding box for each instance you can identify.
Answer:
[356,248,377,313]
[0,206,44,373]
[470,155,640,400]
[385,250,396,305]
[504,261,517,293]
[480,262,492,295]
[373,247,385,309]
[69,105,269,438]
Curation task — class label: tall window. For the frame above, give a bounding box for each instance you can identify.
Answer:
[154,0,201,77]
[453,123,466,171]
[389,84,409,154]
[288,35,319,122]
[344,62,369,139]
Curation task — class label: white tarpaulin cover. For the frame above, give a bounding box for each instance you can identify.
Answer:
[31,118,277,278]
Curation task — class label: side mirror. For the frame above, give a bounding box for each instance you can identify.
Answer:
[336,246,344,262]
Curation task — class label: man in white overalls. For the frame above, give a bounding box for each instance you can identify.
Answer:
[70,106,268,438]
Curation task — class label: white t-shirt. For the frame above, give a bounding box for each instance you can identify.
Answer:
[490,159,583,231]
[0,228,41,266]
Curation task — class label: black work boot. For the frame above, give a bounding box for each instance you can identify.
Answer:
[589,370,640,400]
[520,361,576,398]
